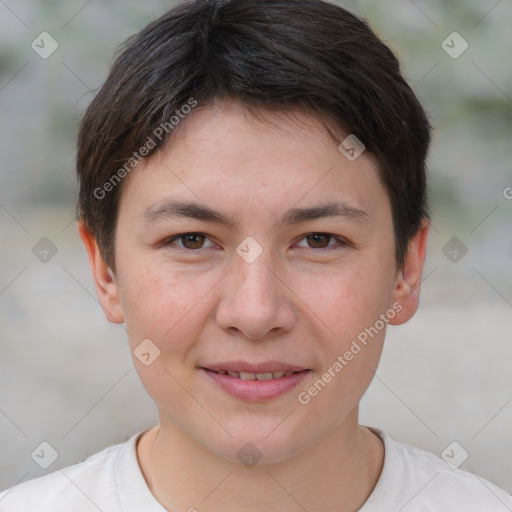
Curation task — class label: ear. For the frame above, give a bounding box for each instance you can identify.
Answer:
[388,219,430,325]
[77,220,124,324]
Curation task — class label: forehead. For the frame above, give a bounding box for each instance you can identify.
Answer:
[117,101,389,223]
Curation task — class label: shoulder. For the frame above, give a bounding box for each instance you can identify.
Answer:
[0,436,133,512]
[364,427,512,511]
[395,438,512,508]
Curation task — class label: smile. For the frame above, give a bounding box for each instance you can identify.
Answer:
[207,369,299,380]
[201,365,311,402]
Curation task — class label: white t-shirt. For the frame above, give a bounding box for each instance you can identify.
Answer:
[1,427,511,511]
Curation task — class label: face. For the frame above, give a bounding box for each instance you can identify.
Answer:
[80,100,428,464]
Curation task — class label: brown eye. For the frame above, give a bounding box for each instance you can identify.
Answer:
[306,234,332,249]
[295,233,347,250]
[165,233,213,250]
[180,234,205,249]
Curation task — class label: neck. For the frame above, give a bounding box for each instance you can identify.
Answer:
[137,410,384,512]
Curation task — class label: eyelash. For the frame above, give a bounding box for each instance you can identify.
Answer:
[162,232,350,252]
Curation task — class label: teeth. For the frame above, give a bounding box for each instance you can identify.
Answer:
[255,372,274,381]
[239,372,256,380]
[211,369,298,380]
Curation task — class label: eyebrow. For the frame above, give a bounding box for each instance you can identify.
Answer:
[141,199,369,230]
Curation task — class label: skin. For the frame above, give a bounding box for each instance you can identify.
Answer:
[79,100,429,512]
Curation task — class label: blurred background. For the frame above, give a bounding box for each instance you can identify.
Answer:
[1,0,511,496]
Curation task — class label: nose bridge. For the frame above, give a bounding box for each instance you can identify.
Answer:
[215,237,294,338]
[232,238,279,302]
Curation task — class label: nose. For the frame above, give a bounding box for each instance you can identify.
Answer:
[215,246,296,340]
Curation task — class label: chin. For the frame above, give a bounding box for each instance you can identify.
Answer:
[200,418,314,467]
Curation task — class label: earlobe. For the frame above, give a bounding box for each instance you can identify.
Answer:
[388,220,430,326]
[77,220,125,324]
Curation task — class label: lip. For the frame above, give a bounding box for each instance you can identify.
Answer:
[203,360,307,374]
[200,365,310,402]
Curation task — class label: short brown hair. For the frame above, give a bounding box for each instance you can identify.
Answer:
[77,0,431,271]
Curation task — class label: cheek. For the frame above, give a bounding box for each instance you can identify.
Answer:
[118,263,212,351]
[324,265,392,390]
[295,268,388,420]
[118,266,214,407]
[293,262,392,342]
[293,262,391,395]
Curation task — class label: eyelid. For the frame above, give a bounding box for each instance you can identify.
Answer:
[163,232,217,250]
[163,232,350,251]
[293,233,349,250]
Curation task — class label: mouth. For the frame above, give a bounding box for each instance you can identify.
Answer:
[199,362,311,402]
[204,369,302,380]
